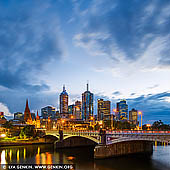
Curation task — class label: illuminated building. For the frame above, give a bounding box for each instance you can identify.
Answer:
[0,112,4,119]
[41,106,56,119]
[36,111,41,128]
[0,112,7,124]
[24,99,32,124]
[74,101,82,119]
[114,103,120,120]
[59,85,68,114]
[117,100,128,121]
[129,108,138,125]
[97,99,111,121]
[14,112,24,121]
[68,105,75,115]
[82,83,93,121]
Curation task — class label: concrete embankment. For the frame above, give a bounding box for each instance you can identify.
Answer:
[94,141,153,159]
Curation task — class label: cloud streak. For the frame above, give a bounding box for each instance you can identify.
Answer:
[73,0,170,69]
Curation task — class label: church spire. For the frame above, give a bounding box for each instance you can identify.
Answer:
[24,99,32,123]
[36,110,40,119]
[25,99,30,113]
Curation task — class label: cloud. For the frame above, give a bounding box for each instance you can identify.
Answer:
[148,84,159,89]
[73,0,170,68]
[0,102,12,117]
[112,91,121,96]
[127,92,170,123]
[0,0,63,92]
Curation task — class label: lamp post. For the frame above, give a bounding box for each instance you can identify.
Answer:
[138,111,142,130]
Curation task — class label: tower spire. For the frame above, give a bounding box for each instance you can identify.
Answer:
[63,84,65,91]
[36,110,40,119]
[87,80,89,91]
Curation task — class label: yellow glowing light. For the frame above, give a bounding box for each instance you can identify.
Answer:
[113,109,117,112]
[67,156,75,161]
[62,120,65,123]
[9,149,12,161]
[24,148,26,160]
[71,116,74,119]
[146,124,151,127]
[17,149,20,162]
[90,116,94,120]
[0,134,6,138]
[138,111,142,115]
[99,121,103,125]
[1,150,6,164]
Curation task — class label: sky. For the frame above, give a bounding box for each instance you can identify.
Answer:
[0,0,170,124]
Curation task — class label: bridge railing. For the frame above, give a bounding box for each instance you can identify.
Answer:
[46,130,170,136]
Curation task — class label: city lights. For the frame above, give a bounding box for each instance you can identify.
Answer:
[0,134,6,138]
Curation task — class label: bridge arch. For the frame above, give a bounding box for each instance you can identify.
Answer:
[64,135,99,144]
[54,135,99,148]
[43,134,59,142]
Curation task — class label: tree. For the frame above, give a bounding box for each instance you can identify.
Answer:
[21,126,35,138]
[3,121,13,130]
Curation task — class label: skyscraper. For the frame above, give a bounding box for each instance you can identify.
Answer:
[24,99,32,124]
[117,100,128,121]
[41,106,56,119]
[59,85,68,114]
[129,108,138,125]
[82,83,93,121]
[68,104,75,115]
[74,100,82,119]
[97,99,111,121]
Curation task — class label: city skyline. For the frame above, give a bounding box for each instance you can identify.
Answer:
[0,0,170,124]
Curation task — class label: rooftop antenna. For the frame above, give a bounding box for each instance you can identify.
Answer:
[87,80,89,91]
[63,84,65,91]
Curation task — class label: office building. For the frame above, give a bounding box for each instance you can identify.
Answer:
[129,108,138,125]
[41,106,56,119]
[74,100,82,119]
[117,100,128,121]
[82,83,93,121]
[14,112,24,121]
[68,104,75,115]
[97,99,111,121]
[60,85,68,114]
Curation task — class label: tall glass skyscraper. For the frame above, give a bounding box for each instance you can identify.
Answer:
[82,83,93,121]
[117,100,128,121]
[59,85,68,114]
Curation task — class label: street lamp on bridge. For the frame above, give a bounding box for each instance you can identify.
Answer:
[138,111,142,130]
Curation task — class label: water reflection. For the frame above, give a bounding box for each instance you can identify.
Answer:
[0,144,169,170]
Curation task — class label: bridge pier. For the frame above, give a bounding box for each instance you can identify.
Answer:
[94,140,153,159]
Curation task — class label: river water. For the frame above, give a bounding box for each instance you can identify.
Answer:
[0,144,170,170]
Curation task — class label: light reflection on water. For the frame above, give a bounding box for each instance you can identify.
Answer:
[0,144,169,170]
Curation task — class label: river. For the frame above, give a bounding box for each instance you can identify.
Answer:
[0,144,170,170]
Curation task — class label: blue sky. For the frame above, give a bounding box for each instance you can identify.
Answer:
[0,0,170,124]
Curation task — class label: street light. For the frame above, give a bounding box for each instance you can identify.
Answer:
[99,120,103,129]
[138,111,142,130]
[146,124,151,130]
[0,134,6,138]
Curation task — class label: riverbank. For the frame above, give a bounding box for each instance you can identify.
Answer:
[0,138,54,146]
